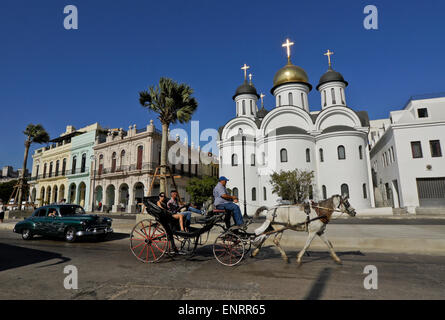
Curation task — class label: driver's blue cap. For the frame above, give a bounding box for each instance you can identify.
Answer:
[219,176,229,181]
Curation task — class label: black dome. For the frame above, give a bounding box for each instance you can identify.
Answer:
[233,81,260,100]
[316,68,348,90]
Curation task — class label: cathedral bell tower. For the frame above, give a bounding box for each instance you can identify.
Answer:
[233,64,260,118]
[317,50,349,109]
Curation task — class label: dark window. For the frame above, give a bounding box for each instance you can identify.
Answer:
[252,188,257,201]
[72,156,77,173]
[62,159,66,175]
[322,185,327,200]
[231,154,238,166]
[263,187,267,201]
[278,95,281,107]
[430,140,442,157]
[417,108,428,118]
[251,154,255,166]
[341,183,349,197]
[411,141,423,158]
[55,160,60,176]
[280,149,288,162]
[35,165,39,178]
[288,92,293,105]
[81,153,86,173]
[337,145,346,160]
[250,100,254,115]
[331,88,336,105]
[43,163,47,178]
[359,146,363,160]
[363,183,368,199]
[323,90,327,107]
[137,146,143,169]
[242,101,246,115]
[319,148,324,162]
[232,187,239,198]
[306,148,310,162]
[49,162,53,177]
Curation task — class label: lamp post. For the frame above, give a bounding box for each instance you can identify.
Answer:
[241,135,248,218]
[90,155,96,213]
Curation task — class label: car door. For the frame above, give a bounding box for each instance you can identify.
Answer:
[32,208,48,234]
[48,207,65,235]
[46,206,61,235]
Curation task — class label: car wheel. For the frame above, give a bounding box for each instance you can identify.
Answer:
[65,227,77,243]
[22,229,33,240]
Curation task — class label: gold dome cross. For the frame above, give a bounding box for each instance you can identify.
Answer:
[241,64,250,81]
[282,38,295,62]
[324,49,334,68]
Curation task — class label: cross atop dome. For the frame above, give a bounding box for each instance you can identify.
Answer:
[324,49,334,68]
[241,64,250,81]
[282,38,295,63]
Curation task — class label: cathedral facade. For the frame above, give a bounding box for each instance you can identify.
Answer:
[218,41,375,215]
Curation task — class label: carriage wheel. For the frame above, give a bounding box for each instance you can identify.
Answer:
[171,235,195,257]
[213,232,245,266]
[130,220,168,263]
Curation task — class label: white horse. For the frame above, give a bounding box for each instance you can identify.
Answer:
[252,195,356,265]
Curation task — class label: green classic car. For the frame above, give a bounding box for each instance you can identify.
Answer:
[13,204,113,242]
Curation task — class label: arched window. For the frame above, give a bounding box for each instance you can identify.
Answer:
[250,100,253,115]
[262,152,266,165]
[280,148,288,162]
[232,187,239,198]
[35,164,39,178]
[231,154,238,166]
[111,152,117,172]
[62,158,66,176]
[288,92,293,105]
[242,100,246,115]
[71,156,77,174]
[236,102,239,116]
[319,148,324,162]
[55,160,60,177]
[250,154,255,166]
[263,187,267,201]
[120,150,125,169]
[341,183,349,197]
[137,146,143,170]
[323,90,327,107]
[252,187,257,201]
[278,95,281,106]
[81,153,86,173]
[341,88,345,104]
[337,145,346,160]
[359,146,363,160]
[301,93,305,108]
[363,183,368,199]
[306,148,310,162]
[43,163,47,178]
[322,185,327,199]
[49,162,53,177]
[331,88,336,105]
[98,154,104,175]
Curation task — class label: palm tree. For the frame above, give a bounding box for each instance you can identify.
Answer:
[17,124,50,207]
[139,77,198,193]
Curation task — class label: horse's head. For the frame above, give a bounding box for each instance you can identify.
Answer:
[333,194,356,217]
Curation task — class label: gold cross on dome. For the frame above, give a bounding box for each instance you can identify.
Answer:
[282,38,294,62]
[241,64,250,81]
[324,49,334,67]
[260,93,265,107]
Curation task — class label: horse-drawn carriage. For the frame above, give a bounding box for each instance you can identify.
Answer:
[129,196,257,266]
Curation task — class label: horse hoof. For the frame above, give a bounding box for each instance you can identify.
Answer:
[335,259,342,265]
[296,260,302,267]
[283,258,289,264]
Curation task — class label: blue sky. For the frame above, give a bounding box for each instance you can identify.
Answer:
[1,0,444,169]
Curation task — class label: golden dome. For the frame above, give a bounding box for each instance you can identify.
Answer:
[272,61,311,92]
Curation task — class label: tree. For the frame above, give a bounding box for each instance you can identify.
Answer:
[139,78,198,193]
[270,169,314,204]
[17,124,50,206]
[0,180,17,203]
[185,175,218,207]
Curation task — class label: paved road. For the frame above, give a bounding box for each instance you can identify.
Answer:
[1,230,445,300]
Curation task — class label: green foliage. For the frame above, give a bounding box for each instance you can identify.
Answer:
[0,180,17,203]
[185,175,218,206]
[270,169,314,204]
[24,124,50,145]
[139,77,198,126]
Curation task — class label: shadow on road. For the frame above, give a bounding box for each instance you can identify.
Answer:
[0,243,70,272]
[303,267,332,300]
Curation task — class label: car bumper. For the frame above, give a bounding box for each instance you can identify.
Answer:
[76,227,113,237]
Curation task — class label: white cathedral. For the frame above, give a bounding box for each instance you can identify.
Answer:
[218,39,375,215]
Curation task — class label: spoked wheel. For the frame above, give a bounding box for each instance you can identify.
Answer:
[130,219,168,263]
[213,232,245,266]
[171,235,195,258]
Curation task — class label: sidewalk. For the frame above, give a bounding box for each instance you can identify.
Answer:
[2,218,445,256]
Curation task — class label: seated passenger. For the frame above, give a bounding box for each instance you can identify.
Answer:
[167,190,188,232]
[156,192,168,210]
[48,209,57,217]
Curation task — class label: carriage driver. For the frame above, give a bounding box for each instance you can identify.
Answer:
[213,176,244,226]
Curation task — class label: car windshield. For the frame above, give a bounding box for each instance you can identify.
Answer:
[59,206,85,216]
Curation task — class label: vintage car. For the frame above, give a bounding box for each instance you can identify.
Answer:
[13,204,113,242]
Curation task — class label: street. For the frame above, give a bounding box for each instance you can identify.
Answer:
[1,229,445,300]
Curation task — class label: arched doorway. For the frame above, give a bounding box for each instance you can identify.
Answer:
[46,186,52,205]
[106,185,115,209]
[118,183,129,212]
[53,185,58,204]
[69,183,76,203]
[59,184,65,202]
[95,186,103,210]
[77,182,86,208]
[133,182,144,213]
[31,188,36,203]
[39,187,45,206]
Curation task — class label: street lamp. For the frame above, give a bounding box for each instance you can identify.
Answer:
[90,155,96,213]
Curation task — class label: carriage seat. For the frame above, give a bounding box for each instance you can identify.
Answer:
[212,209,226,214]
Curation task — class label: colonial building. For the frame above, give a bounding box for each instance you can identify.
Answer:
[91,120,218,213]
[29,123,103,210]
[218,41,374,215]
[370,93,445,213]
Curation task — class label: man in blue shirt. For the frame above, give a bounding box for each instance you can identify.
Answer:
[213,176,244,226]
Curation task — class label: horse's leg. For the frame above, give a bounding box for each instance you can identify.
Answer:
[296,231,316,265]
[318,232,342,264]
[273,232,289,263]
[251,236,267,257]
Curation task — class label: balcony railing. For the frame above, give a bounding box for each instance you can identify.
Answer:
[29,167,89,181]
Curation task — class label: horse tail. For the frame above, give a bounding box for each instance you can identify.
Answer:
[254,206,269,218]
